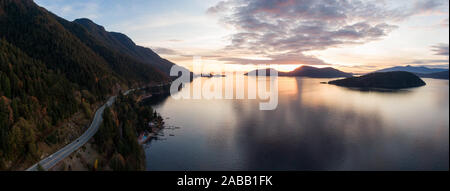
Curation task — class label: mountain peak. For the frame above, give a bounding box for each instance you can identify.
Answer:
[289,65,353,78]
[245,65,352,78]
[71,17,188,76]
[74,18,93,23]
[73,18,105,31]
[109,32,136,47]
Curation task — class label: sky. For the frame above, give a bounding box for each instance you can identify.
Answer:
[35,0,449,73]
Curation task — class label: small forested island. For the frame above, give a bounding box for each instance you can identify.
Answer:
[200,73,226,78]
[328,71,426,89]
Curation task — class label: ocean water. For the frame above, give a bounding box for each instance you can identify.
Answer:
[144,76,449,171]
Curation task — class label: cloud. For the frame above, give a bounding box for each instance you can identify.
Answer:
[207,1,233,14]
[440,18,449,27]
[406,59,448,65]
[208,0,447,65]
[412,0,447,15]
[404,44,449,66]
[219,53,328,65]
[166,39,183,42]
[419,64,449,68]
[432,44,449,56]
[152,47,180,55]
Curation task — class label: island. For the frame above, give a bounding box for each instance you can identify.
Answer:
[245,65,353,78]
[328,71,426,89]
[201,73,227,78]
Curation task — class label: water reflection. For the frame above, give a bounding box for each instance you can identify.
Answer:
[144,76,449,170]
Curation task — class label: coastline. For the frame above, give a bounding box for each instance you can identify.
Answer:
[47,88,167,171]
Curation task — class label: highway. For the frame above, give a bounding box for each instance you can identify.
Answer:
[26,90,133,171]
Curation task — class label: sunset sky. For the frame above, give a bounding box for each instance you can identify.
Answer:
[35,0,449,73]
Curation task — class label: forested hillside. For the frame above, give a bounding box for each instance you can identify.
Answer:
[0,0,168,96]
[56,17,168,85]
[0,0,176,170]
[93,93,163,171]
[0,38,79,168]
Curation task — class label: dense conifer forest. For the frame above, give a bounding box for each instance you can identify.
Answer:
[0,0,171,169]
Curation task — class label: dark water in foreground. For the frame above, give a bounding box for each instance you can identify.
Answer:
[144,76,449,171]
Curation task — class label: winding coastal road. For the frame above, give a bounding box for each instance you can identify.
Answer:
[26,89,134,171]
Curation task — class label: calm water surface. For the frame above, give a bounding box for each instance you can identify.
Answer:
[144,76,449,170]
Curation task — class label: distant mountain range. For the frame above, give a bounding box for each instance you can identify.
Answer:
[244,65,449,80]
[245,66,353,78]
[375,65,449,79]
[375,65,447,74]
[416,71,449,79]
